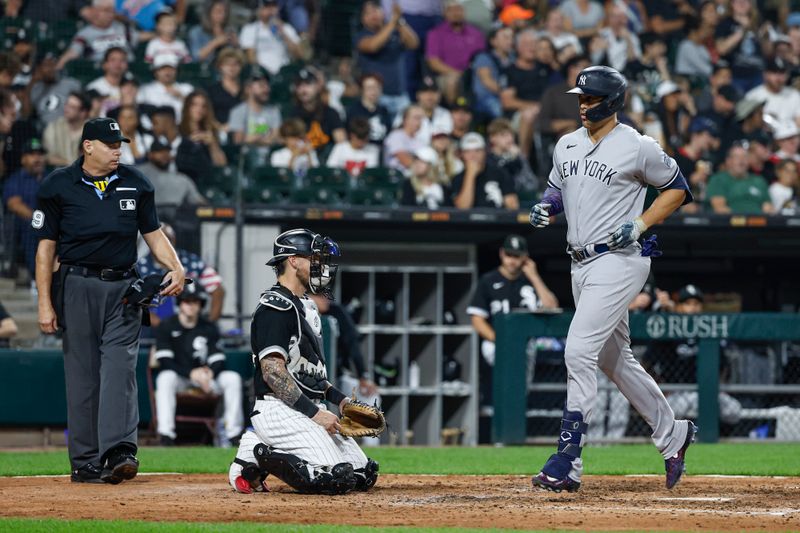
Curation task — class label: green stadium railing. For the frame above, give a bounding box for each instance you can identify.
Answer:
[493,312,800,445]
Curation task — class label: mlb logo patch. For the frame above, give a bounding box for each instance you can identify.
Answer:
[120,199,136,211]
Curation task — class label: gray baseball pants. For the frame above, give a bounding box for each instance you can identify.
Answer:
[62,273,142,469]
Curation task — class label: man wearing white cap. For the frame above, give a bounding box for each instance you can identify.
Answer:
[745,58,800,127]
[771,121,800,164]
[137,53,194,121]
[452,132,518,210]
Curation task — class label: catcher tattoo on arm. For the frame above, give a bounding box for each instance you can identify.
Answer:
[260,356,301,405]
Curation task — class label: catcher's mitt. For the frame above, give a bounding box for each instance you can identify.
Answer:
[339,398,386,438]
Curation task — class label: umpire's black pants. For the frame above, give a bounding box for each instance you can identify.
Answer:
[62,273,142,469]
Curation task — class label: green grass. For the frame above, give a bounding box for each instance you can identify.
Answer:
[1,443,799,477]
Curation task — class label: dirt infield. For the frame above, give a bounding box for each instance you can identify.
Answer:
[1,474,798,531]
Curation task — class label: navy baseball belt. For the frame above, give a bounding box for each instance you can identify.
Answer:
[62,264,137,281]
[566,243,610,262]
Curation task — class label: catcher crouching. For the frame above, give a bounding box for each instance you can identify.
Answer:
[228,229,384,495]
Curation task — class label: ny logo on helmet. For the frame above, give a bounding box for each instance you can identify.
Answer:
[579,75,587,86]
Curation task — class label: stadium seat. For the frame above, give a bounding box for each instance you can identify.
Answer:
[291,185,346,205]
[64,59,102,85]
[307,167,349,191]
[130,60,155,83]
[242,146,271,173]
[349,184,399,207]
[245,167,293,203]
[197,165,237,204]
[359,167,404,187]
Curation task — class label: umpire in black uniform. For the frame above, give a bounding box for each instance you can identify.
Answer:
[33,117,186,484]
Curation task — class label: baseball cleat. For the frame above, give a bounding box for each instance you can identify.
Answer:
[101,451,139,485]
[532,472,581,493]
[234,475,254,494]
[665,421,697,489]
[70,463,104,483]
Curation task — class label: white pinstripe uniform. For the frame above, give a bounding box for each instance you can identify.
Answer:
[230,287,367,485]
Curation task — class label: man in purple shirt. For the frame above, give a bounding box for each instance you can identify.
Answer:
[425,0,485,104]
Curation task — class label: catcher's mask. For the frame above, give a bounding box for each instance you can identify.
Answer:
[267,228,341,296]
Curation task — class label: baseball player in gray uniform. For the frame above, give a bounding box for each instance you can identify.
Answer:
[528,66,697,492]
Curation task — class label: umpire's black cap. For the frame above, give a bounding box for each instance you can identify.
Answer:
[502,234,528,256]
[81,117,131,144]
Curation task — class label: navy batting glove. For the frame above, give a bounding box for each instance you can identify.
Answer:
[530,203,551,228]
[607,217,647,250]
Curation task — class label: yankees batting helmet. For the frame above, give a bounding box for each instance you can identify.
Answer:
[267,228,341,295]
[176,279,208,307]
[567,66,627,122]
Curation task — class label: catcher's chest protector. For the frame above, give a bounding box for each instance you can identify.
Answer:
[252,287,329,401]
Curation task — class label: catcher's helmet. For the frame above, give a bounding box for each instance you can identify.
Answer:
[566,66,627,122]
[267,228,341,295]
[176,279,208,307]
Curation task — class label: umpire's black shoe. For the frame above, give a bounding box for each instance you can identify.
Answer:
[70,463,104,483]
[101,450,139,485]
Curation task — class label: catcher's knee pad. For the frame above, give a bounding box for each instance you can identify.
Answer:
[254,444,355,495]
[354,458,379,491]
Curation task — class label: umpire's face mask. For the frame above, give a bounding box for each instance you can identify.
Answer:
[308,236,340,297]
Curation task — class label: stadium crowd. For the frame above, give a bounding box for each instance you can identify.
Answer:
[2,0,800,274]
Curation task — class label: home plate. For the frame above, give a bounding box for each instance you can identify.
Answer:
[655,497,735,502]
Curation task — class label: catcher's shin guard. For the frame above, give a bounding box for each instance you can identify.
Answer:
[533,410,585,493]
[354,458,379,491]
[254,443,356,495]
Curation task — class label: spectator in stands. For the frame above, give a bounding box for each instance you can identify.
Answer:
[1,89,38,176]
[176,90,227,182]
[56,0,134,68]
[497,2,534,31]
[137,139,207,208]
[86,47,129,116]
[746,131,775,182]
[655,80,695,153]
[188,0,238,65]
[450,95,472,142]
[289,68,345,152]
[0,51,20,91]
[228,67,281,146]
[674,117,719,211]
[537,55,588,138]
[29,53,81,128]
[501,30,552,160]
[559,0,604,39]
[150,105,182,158]
[675,18,714,78]
[13,0,87,26]
[708,143,773,214]
[401,145,451,208]
[384,104,426,174]
[326,117,380,178]
[771,121,800,164]
[431,127,462,180]
[425,0,485,104]
[486,118,538,200]
[138,223,225,324]
[452,132,518,210]
[118,105,153,165]
[470,26,513,120]
[715,0,765,92]
[346,74,392,146]
[144,11,191,65]
[206,48,244,125]
[0,300,17,348]
[745,58,800,128]
[278,0,312,35]
[723,98,766,154]
[239,0,303,76]
[355,0,419,120]
[108,78,154,130]
[769,159,798,214]
[384,0,443,96]
[138,53,194,121]
[42,91,90,167]
[540,8,582,63]
[696,62,733,115]
[3,138,46,276]
[410,75,452,144]
[705,84,740,142]
[624,32,670,109]
[270,118,319,177]
[154,281,243,447]
[591,4,641,73]
[646,0,692,40]
[0,88,16,177]
[324,58,360,119]
[116,0,186,33]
